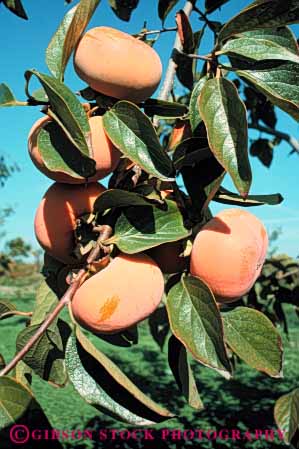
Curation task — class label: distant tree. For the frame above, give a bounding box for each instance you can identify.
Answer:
[4,237,32,262]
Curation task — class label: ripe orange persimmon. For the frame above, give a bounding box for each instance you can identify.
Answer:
[34,182,105,264]
[28,115,120,184]
[71,253,164,334]
[190,209,268,303]
[147,241,187,274]
[73,27,162,103]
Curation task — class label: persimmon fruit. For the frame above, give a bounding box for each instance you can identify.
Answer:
[71,253,164,334]
[190,209,268,303]
[73,26,162,103]
[28,115,120,184]
[34,182,105,264]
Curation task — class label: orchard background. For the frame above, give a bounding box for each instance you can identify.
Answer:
[0,0,299,448]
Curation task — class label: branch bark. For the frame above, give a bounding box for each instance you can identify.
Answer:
[157,1,195,102]
[0,225,112,377]
[249,123,299,155]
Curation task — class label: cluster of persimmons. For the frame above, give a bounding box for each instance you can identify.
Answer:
[28,26,268,335]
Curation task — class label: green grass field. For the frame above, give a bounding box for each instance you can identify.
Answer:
[0,275,298,449]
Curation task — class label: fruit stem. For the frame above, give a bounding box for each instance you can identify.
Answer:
[0,225,113,377]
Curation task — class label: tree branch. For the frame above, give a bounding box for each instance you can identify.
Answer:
[157,1,195,102]
[137,27,177,38]
[249,122,299,155]
[0,225,112,377]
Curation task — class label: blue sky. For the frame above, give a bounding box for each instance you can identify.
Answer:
[0,0,298,257]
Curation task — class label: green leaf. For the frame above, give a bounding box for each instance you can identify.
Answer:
[108,0,139,21]
[199,77,252,197]
[274,388,299,444]
[2,0,27,19]
[218,37,299,64]
[32,281,58,325]
[16,320,71,386]
[25,70,95,178]
[46,0,101,80]
[143,99,188,118]
[222,307,283,378]
[189,76,208,132]
[205,0,230,14]
[15,361,32,388]
[181,151,225,214]
[158,0,179,24]
[218,0,299,43]
[173,138,211,170]
[168,335,204,410]
[166,275,232,378]
[0,377,33,428]
[37,120,96,179]
[172,49,193,90]
[250,138,273,168]
[65,327,174,425]
[107,199,191,254]
[0,83,25,107]
[0,299,16,320]
[148,306,170,351]
[103,101,174,181]
[213,187,283,207]
[0,354,5,372]
[237,27,299,54]
[236,61,299,122]
[93,189,159,214]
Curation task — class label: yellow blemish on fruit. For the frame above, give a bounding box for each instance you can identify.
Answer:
[97,296,120,322]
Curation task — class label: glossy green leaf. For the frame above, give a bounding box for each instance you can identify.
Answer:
[37,120,96,179]
[103,101,174,181]
[65,327,174,425]
[168,335,204,410]
[16,320,71,386]
[25,70,95,177]
[199,77,251,197]
[0,299,16,320]
[108,0,139,21]
[189,76,208,132]
[93,189,159,214]
[274,388,299,444]
[2,0,27,19]
[158,0,179,23]
[236,61,299,122]
[0,83,24,107]
[46,0,101,80]
[143,99,188,118]
[218,0,299,43]
[213,187,283,207]
[223,307,283,378]
[166,275,232,378]
[173,138,211,170]
[205,0,230,14]
[235,27,299,54]
[218,37,299,64]
[107,199,191,253]
[0,377,33,428]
